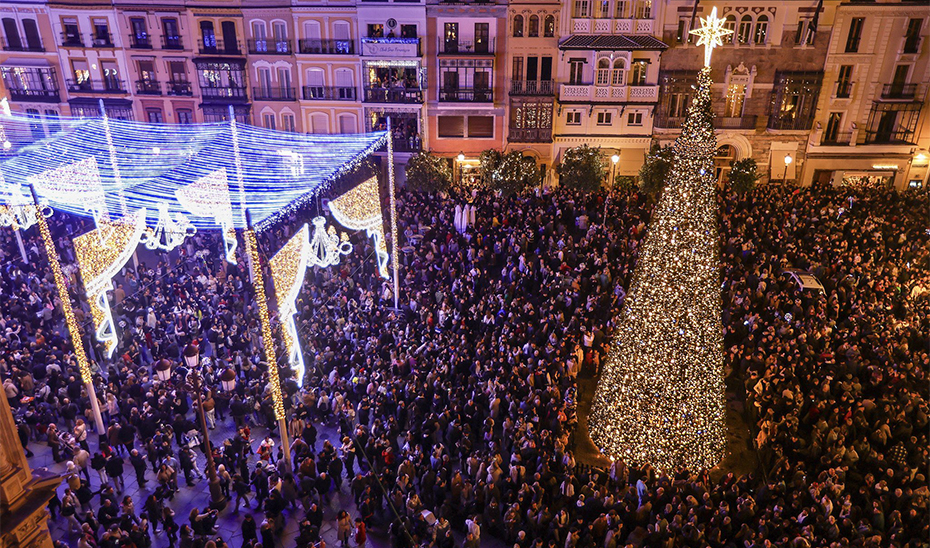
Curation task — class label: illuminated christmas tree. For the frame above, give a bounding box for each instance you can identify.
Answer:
[588,9,732,472]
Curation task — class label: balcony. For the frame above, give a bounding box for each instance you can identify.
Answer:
[90,33,115,48]
[67,78,127,93]
[903,35,921,54]
[136,80,161,95]
[363,86,423,103]
[820,131,852,146]
[881,83,918,100]
[162,36,183,50]
[714,116,757,130]
[199,39,241,55]
[834,81,854,99]
[302,86,357,101]
[252,86,296,101]
[559,84,658,102]
[248,39,293,55]
[392,136,421,153]
[298,39,355,55]
[571,18,654,35]
[508,128,552,143]
[61,33,83,47]
[7,88,60,103]
[166,81,193,96]
[654,115,684,128]
[509,80,554,96]
[2,38,44,52]
[439,39,495,55]
[200,86,248,102]
[439,87,493,102]
[864,129,915,145]
[129,34,152,49]
[767,115,815,131]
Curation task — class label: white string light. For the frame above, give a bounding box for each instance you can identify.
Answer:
[175,168,237,263]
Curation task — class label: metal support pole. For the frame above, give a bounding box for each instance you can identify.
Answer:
[29,186,105,438]
[15,229,27,263]
[192,371,226,509]
[386,118,400,310]
[244,210,291,472]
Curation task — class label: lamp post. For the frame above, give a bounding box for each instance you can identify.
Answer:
[456,151,466,187]
[605,153,621,222]
[182,343,226,510]
[783,153,792,183]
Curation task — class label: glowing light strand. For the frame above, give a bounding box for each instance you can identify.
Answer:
[589,66,726,472]
[175,169,237,263]
[26,157,109,226]
[269,224,312,387]
[690,6,733,67]
[308,216,352,268]
[328,177,390,279]
[387,117,400,309]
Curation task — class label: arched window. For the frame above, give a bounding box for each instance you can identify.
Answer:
[544,15,555,37]
[338,113,357,133]
[596,58,611,86]
[513,15,524,37]
[754,15,768,44]
[611,59,626,85]
[310,112,328,134]
[724,15,736,43]
[738,15,752,44]
[528,15,539,37]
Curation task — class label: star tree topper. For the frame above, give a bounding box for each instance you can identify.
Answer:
[690,7,733,67]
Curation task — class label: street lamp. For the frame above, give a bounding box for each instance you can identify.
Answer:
[605,153,621,222]
[154,359,172,382]
[181,344,226,509]
[783,153,793,183]
[457,151,465,162]
[219,367,237,391]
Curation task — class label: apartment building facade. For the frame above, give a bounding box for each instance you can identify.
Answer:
[1,0,927,189]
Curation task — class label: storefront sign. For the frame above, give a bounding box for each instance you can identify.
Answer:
[361,38,419,58]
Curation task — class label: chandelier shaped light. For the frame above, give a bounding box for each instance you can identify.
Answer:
[0,110,388,232]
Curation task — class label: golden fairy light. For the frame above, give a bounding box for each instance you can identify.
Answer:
[329,176,390,278]
[589,66,726,472]
[72,209,147,358]
[690,7,733,67]
[244,226,285,420]
[269,224,312,387]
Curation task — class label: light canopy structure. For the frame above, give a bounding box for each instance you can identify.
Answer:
[329,176,390,278]
[0,111,387,231]
[270,224,312,387]
[589,65,726,472]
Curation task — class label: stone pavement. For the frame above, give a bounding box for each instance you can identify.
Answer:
[27,415,392,548]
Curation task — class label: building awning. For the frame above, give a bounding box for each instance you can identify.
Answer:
[0,57,53,68]
[559,35,668,51]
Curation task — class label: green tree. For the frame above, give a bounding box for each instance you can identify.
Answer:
[481,150,540,194]
[614,175,638,192]
[404,152,452,193]
[638,144,674,196]
[557,144,606,191]
[727,157,760,193]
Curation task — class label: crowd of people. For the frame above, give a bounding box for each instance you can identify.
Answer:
[0,179,926,548]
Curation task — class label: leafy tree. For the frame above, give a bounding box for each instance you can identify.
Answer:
[614,175,638,192]
[404,152,452,193]
[481,150,539,194]
[638,144,674,196]
[557,144,606,192]
[727,158,761,193]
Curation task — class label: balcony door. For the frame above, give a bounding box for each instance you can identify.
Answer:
[876,111,897,142]
[444,23,458,53]
[221,21,238,52]
[130,17,147,43]
[252,21,267,52]
[201,21,216,48]
[824,112,841,143]
[443,71,459,100]
[2,19,22,50]
[474,23,489,53]
[890,65,909,96]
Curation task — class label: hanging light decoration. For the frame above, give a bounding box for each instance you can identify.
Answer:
[328,176,389,278]
[175,168,237,263]
[269,224,312,387]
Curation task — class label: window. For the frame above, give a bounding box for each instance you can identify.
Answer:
[754,15,768,44]
[657,70,697,125]
[162,18,181,48]
[596,58,610,86]
[596,112,612,125]
[130,17,147,45]
[263,113,276,130]
[597,1,610,19]
[634,0,651,19]
[282,113,296,132]
[796,19,814,45]
[44,109,60,133]
[612,59,626,85]
[512,57,524,81]
[528,15,539,37]
[176,109,193,124]
[724,16,736,44]
[513,15,524,37]
[677,19,688,43]
[823,112,842,143]
[574,0,590,18]
[201,21,216,47]
[367,24,383,38]
[566,111,581,125]
[272,21,287,42]
[62,17,81,45]
[1,66,59,97]
[724,83,745,117]
[544,15,555,37]
[630,60,647,86]
[310,113,328,133]
[474,23,489,53]
[437,116,465,137]
[71,60,90,84]
[147,109,164,123]
[251,21,267,51]
[3,18,22,50]
[627,111,643,125]
[509,98,553,142]
[569,59,585,85]
[468,116,494,138]
[22,19,40,50]
[401,24,417,39]
[444,22,459,52]
[92,18,111,46]
[738,15,752,44]
[615,1,627,18]
[904,18,922,53]
[768,71,823,130]
[836,65,852,98]
[25,109,44,139]
[845,17,864,52]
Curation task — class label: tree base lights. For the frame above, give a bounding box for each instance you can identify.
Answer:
[588,66,726,473]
